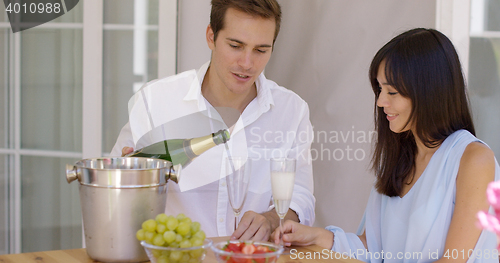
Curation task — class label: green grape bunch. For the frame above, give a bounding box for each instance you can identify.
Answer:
[137,213,207,263]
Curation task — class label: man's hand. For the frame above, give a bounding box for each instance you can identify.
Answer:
[231,208,298,241]
[121,147,134,157]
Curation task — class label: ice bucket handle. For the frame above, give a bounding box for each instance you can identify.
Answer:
[66,164,78,184]
[168,164,182,184]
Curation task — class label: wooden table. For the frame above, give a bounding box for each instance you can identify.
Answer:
[0,237,362,263]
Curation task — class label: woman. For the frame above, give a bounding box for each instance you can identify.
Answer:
[272,28,500,262]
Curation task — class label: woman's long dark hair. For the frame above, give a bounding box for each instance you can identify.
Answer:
[369,28,475,197]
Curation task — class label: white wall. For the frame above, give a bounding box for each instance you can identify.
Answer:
[177,0,211,72]
[177,0,436,232]
[266,0,436,231]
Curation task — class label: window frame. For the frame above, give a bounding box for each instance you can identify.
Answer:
[0,0,178,253]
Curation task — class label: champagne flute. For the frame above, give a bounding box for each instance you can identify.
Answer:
[270,158,296,253]
[226,157,251,232]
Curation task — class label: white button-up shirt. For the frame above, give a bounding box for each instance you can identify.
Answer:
[111,62,315,237]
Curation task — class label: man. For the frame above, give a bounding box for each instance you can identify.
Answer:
[111,0,315,241]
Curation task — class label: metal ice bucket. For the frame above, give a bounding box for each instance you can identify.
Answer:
[66,157,181,263]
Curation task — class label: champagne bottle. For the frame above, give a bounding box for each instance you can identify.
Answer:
[125,129,230,168]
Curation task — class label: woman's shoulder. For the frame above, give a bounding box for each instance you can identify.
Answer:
[461,141,495,170]
[441,129,496,182]
[451,129,495,167]
[457,141,495,185]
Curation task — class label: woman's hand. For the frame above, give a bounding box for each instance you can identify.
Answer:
[271,220,334,249]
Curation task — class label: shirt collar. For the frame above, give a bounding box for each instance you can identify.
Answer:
[183,61,275,111]
[254,72,275,111]
[183,61,210,102]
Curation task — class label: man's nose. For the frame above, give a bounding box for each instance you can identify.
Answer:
[238,51,253,70]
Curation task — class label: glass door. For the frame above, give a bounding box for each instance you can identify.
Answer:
[0,0,168,254]
[0,2,84,253]
[102,0,159,154]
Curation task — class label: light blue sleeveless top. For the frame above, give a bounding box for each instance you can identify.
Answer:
[327,130,500,262]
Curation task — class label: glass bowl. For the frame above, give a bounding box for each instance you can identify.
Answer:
[211,240,284,263]
[140,239,212,263]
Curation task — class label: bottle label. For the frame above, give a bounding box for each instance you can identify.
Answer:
[183,139,199,159]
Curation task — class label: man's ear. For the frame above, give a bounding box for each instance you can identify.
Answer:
[206,25,215,50]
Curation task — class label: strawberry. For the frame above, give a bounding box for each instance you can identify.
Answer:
[255,245,270,253]
[242,244,256,254]
[222,242,277,263]
[225,243,243,253]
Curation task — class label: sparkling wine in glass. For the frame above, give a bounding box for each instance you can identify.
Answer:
[270,158,296,253]
[226,157,251,232]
